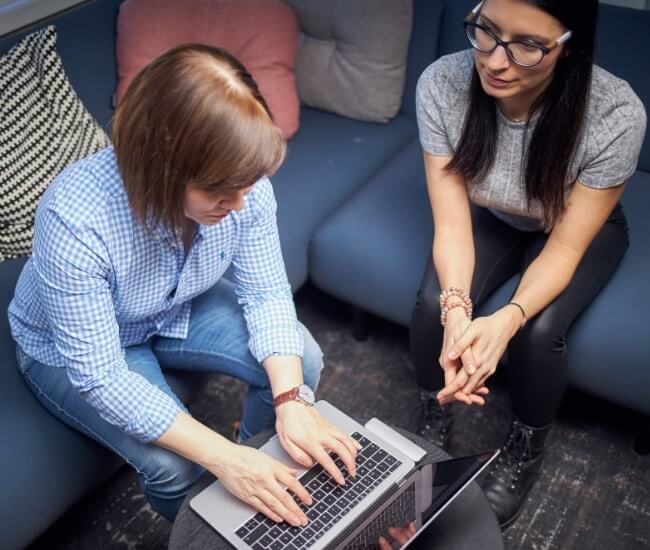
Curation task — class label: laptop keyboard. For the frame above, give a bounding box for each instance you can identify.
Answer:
[345,484,416,549]
[234,431,402,549]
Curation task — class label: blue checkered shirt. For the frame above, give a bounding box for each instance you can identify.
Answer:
[9,147,303,442]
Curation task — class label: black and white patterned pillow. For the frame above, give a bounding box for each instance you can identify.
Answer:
[0,26,111,262]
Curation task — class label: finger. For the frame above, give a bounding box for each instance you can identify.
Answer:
[475,386,490,395]
[441,362,457,391]
[334,429,362,459]
[326,434,358,477]
[440,341,460,372]
[448,327,475,360]
[461,391,485,406]
[389,526,412,545]
[281,434,314,468]
[309,445,346,485]
[378,536,391,550]
[263,486,307,526]
[436,368,456,405]
[460,346,478,376]
[248,495,283,524]
[461,364,489,395]
[452,390,475,405]
[463,361,496,396]
[438,368,469,400]
[277,468,312,507]
[408,521,417,535]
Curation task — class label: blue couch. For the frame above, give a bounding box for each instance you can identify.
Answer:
[0,0,648,547]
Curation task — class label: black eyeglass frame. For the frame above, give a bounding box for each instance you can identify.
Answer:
[463,1,572,68]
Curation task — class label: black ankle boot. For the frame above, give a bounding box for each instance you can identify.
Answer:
[481,419,551,528]
[416,389,453,451]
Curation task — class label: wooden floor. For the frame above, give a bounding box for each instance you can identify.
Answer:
[29,285,650,550]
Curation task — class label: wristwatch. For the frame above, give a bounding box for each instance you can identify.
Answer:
[272,384,315,408]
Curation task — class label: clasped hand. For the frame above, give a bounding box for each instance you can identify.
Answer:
[437,307,520,406]
[213,402,360,527]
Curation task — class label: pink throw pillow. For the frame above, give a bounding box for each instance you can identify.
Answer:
[116,0,300,139]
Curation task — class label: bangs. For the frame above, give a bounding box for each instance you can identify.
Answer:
[191,101,287,192]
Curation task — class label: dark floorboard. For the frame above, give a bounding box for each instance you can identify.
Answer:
[28,285,650,550]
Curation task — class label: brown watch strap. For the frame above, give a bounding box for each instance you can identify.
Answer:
[272,387,299,408]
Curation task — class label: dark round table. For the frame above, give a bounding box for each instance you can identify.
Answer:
[169,427,504,549]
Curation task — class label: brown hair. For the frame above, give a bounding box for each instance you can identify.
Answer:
[112,44,286,233]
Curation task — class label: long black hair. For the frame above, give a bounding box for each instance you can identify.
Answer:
[446,0,599,227]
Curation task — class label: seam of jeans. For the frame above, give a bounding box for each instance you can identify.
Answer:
[473,238,525,305]
[21,367,153,483]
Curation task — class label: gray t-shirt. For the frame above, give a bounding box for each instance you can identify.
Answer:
[416,49,647,231]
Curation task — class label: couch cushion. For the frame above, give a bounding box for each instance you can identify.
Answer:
[273,107,417,290]
[0,256,207,548]
[0,26,111,262]
[116,0,300,139]
[0,258,121,549]
[309,139,430,324]
[285,0,412,123]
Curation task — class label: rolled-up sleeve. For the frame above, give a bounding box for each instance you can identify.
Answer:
[231,178,303,362]
[32,203,181,442]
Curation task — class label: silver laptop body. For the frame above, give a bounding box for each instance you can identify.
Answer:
[190,400,498,550]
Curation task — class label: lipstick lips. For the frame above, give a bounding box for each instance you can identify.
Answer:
[485,71,513,88]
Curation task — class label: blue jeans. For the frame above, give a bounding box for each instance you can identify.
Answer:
[17,279,323,521]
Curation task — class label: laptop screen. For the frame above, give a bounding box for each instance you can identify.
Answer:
[347,451,496,549]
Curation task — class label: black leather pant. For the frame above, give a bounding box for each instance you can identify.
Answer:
[409,204,629,428]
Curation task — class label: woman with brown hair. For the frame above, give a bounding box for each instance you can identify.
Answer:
[9,44,359,524]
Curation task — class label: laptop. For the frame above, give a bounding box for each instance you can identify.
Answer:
[191,401,498,549]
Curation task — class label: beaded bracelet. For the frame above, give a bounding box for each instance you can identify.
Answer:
[439,287,473,326]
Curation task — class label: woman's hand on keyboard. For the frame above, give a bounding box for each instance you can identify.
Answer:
[211,443,312,526]
[276,402,362,485]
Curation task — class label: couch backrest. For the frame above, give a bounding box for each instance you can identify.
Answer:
[595,5,650,172]
[433,0,650,173]
[400,0,446,118]
[0,0,123,132]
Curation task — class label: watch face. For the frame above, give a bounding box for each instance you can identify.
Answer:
[297,384,315,405]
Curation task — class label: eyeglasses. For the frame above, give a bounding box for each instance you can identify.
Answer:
[463,1,572,68]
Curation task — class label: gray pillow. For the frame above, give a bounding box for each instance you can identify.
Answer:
[285,0,413,123]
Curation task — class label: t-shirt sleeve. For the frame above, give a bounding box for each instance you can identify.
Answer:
[578,82,647,189]
[416,61,454,157]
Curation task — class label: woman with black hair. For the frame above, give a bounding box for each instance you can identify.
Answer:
[410,0,646,527]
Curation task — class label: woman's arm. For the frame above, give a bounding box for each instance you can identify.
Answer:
[232,178,359,481]
[423,153,486,404]
[157,410,316,526]
[444,181,626,397]
[509,182,626,321]
[424,153,475,293]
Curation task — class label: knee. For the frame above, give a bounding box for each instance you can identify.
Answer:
[413,275,442,318]
[139,447,204,506]
[410,267,443,343]
[299,324,324,391]
[511,312,566,356]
